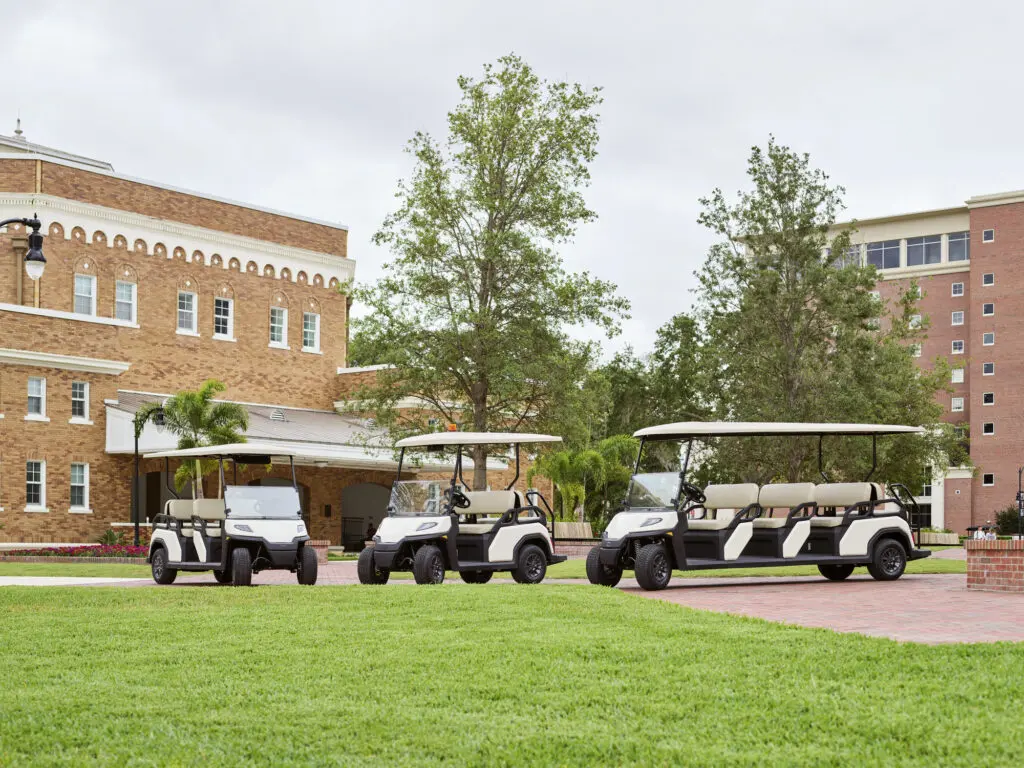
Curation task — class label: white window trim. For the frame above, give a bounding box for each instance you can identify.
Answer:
[983,273,995,286]
[213,297,236,342]
[115,280,138,324]
[25,460,47,513]
[909,314,922,329]
[983,363,995,376]
[982,303,994,317]
[983,332,995,346]
[983,474,995,487]
[951,397,964,413]
[982,422,995,436]
[982,229,995,243]
[0,302,139,329]
[951,311,964,326]
[951,282,964,296]
[983,393,994,406]
[70,381,92,425]
[269,307,289,349]
[70,463,91,513]
[302,312,321,354]
[951,340,964,355]
[177,291,199,336]
[26,376,48,421]
[74,273,97,317]
[951,369,965,384]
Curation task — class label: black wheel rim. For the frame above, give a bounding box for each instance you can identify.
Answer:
[881,546,904,575]
[430,555,444,582]
[153,554,163,579]
[525,552,544,581]
[652,552,669,584]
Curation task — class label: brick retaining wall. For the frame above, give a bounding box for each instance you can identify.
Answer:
[966,539,1024,593]
[554,540,597,559]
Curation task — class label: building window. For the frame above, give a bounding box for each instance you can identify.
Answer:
[983,273,994,286]
[911,343,922,358]
[982,229,995,243]
[906,235,941,266]
[270,307,288,347]
[909,314,922,329]
[951,311,964,326]
[951,282,964,296]
[70,463,89,510]
[951,368,964,384]
[983,422,995,436]
[213,297,234,339]
[983,362,995,376]
[983,332,995,346]
[74,274,96,316]
[983,473,995,486]
[177,291,197,334]
[27,376,46,419]
[983,392,994,405]
[951,340,964,354]
[867,240,900,270]
[948,231,970,262]
[302,312,320,352]
[25,460,45,509]
[71,381,89,421]
[115,281,137,323]
[951,397,964,412]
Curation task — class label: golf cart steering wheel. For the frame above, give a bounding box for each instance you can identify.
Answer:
[447,487,472,509]
[680,481,706,505]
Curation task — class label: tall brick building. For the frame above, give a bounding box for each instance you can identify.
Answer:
[0,131,528,547]
[834,191,1024,532]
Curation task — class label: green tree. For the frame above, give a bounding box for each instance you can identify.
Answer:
[350,54,629,488]
[140,379,249,498]
[693,137,963,484]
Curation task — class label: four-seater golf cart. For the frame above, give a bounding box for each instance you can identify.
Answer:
[588,422,931,591]
[358,432,567,585]
[144,443,318,586]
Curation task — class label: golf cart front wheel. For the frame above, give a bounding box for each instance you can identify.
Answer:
[867,538,907,581]
[586,546,623,587]
[635,543,672,591]
[459,570,493,584]
[231,547,253,587]
[357,547,390,584]
[297,546,318,585]
[512,544,547,584]
[413,544,445,585]
[213,569,232,584]
[151,547,177,585]
[818,564,855,581]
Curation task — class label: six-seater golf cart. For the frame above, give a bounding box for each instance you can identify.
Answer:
[588,422,930,591]
[358,432,567,585]
[145,443,318,586]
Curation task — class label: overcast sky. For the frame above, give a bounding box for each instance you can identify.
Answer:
[3,0,1022,356]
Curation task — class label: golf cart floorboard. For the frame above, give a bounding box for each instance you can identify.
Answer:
[678,551,930,571]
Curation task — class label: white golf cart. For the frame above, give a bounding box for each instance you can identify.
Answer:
[358,432,567,585]
[145,444,317,586]
[588,422,931,591]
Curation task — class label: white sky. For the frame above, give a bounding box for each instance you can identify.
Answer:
[4,0,1022,355]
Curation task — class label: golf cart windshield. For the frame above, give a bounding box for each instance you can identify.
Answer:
[389,480,445,517]
[626,472,680,509]
[224,485,302,519]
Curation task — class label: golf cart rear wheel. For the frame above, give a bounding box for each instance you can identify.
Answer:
[818,564,855,581]
[512,544,547,584]
[413,544,445,585]
[867,537,907,581]
[213,569,232,584]
[297,545,318,585]
[231,547,253,587]
[151,547,177,585]
[357,546,390,584]
[586,546,623,587]
[635,543,672,591]
[459,570,493,584]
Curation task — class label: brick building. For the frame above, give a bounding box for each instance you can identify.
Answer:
[833,191,1024,532]
[0,132,536,547]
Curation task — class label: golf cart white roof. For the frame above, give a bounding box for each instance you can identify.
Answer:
[144,442,347,461]
[634,422,926,440]
[395,431,563,448]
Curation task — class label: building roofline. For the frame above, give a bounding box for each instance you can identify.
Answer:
[110,388,342,415]
[0,134,114,171]
[966,189,1024,208]
[833,204,969,231]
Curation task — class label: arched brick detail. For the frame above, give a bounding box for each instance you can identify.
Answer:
[178,274,200,292]
[191,250,205,265]
[271,290,289,308]
[133,238,148,254]
[216,282,235,300]
[49,222,65,238]
[112,233,127,249]
[116,263,138,283]
[312,273,325,287]
[154,242,167,257]
[210,253,222,267]
[328,277,340,290]
[71,226,87,242]
[263,264,276,278]
[280,267,292,281]
[72,256,97,275]
[173,246,187,261]
[245,260,259,275]
[92,230,107,245]
[304,296,322,314]
[296,270,308,285]
[228,257,241,271]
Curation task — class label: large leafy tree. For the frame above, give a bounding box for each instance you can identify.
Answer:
[350,54,629,489]
[693,137,963,484]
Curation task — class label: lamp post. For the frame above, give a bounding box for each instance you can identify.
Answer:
[133,407,165,546]
[1,215,45,279]
[1017,466,1023,539]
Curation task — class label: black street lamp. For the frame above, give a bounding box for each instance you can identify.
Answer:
[133,407,165,546]
[1,215,45,280]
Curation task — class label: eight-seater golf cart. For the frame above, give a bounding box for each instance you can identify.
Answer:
[359,432,567,585]
[144,443,317,586]
[588,422,931,591]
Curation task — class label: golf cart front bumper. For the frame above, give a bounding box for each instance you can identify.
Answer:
[597,544,623,567]
[370,543,401,570]
[909,548,931,561]
[230,534,310,569]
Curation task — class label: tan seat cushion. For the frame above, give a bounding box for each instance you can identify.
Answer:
[752,517,788,529]
[458,523,496,534]
[759,483,815,509]
[463,490,516,515]
[810,516,846,528]
[815,483,872,509]
[703,484,759,511]
[166,500,194,521]
[687,517,733,531]
[193,499,226,521]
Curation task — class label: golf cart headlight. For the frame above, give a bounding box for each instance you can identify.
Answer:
[373,535,381,543]
[234,524,253,533]
[641,517,663,528]
[297,523,306,535]
[416,521,438,532]
[601,530,609,541]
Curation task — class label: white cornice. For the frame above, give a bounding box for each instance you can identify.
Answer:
[879,262,971,280]
[0,347,130,375]
[0,193,356,286]
[337,364,392,375]
[0,302,139,328]
[966,190,1024,209]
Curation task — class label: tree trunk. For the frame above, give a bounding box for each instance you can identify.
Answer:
[471,382,488,491]
[194,460,204,499]
[575,502,585,524]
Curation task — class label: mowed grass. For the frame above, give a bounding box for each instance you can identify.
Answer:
[1,587,1022,767]
[0,562,149,578]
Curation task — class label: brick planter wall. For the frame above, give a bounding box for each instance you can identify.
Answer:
[0,556,147,565]
[308,539,330,565]
[966,539,1024,593]
[554,540,597,559]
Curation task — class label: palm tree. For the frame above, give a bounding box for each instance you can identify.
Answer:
[141,379,249,499]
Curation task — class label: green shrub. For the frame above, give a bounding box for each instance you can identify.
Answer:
[96,529,126,546]
[995,506,1023,536]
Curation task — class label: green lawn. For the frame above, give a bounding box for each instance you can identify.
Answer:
[0,561,149,578]
[0,587,1020,767]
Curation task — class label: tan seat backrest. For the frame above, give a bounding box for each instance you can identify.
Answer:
[462,490,517,515]
[814,483,873,509]
[703,484,759,511]
[193,499,226,521]
[166,500,194,521]
[758,483,815,510]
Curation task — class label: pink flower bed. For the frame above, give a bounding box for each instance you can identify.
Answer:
[2,545,148,559]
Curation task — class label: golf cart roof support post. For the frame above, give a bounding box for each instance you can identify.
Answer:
[864,434,878,482]
[818,435,831,482]
[506,444,521,491]
[396,447,405,478]
[290,455,297,490]
[164,457,178,499]
[681,438,693,481]
[456,447,469,489]
[218,459,225,499]
[233,459,237,485]
[633,438,646,476]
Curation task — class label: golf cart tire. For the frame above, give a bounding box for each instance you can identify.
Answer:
[151,546,177,585]
[459,570,493,584]
[413,544,445,585]
[213,569,232,584]
[231,547,253,587]
[635,542,672,591]
[357,547,390,584]
[511,543,547,584]
[818,564,855,581]
[867,537,907,581]
[297,545,318,585]
[586,546,623,587]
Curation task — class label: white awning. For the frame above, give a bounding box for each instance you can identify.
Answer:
[395,431,563,448]
[634,422,926,440]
